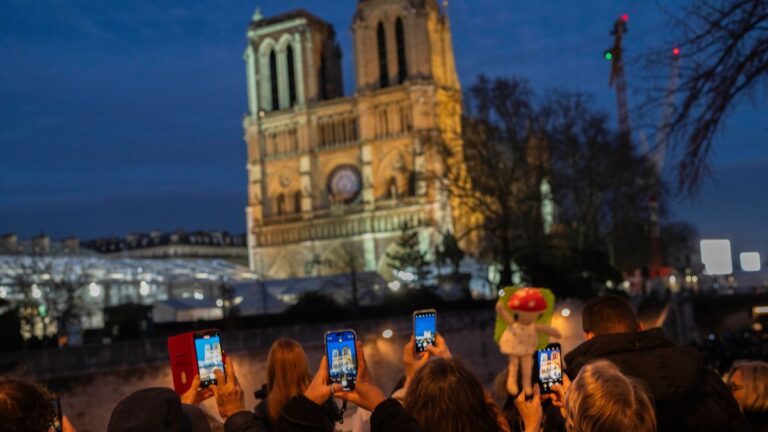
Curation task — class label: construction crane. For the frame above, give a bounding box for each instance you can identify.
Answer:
[605,14,631,144]
[605,15,682,279]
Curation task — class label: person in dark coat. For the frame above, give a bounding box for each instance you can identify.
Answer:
[106,387,210,432]
[727,360,768,432]
[564,294,750,432]
[209,349,420,432]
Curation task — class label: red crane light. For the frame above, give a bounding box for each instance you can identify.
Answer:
[621,13,629,22]
[672,47,680,56]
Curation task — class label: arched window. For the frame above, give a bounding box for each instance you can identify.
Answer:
[377,22,389,88]
[395,18,407,84]
[294,191,302,213]
[287,45,297,107]
[269,50,279,111]
[276,193,286,216]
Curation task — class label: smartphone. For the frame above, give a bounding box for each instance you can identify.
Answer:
[535,343,563,394]
[50,397,63,432]
[325,329,358,391]
[194,330,225,387]
[413,309,437,353]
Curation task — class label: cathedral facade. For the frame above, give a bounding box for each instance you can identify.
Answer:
[243,0,470,279]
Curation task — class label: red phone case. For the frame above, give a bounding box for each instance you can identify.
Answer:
[167,329,227,396]
[168,331,196,395]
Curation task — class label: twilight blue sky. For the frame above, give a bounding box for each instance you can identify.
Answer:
[0,0,766,258]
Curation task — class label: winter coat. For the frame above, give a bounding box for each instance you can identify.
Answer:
[564,328,750,432]
[106,387,211,432]
[279,395,420,432]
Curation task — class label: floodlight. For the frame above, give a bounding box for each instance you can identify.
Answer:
[740,252,761,272]
[700,239,733,275]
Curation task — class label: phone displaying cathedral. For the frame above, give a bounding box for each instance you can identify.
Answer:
[243,0,475,279]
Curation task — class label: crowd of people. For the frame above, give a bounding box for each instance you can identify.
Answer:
[1,295,767,432]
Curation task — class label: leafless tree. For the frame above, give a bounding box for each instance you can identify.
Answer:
[645,0,768,192]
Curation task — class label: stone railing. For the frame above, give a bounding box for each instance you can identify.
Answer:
[253,204,432,247]
[0,308,496,380]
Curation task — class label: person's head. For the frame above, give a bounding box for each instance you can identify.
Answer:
[565,360,656,432]
[728,360,768,414]
[107,387,210,432]
[582,295,640,339]
[266,338,311,422]
[0,377,56,432]
[405,358,508,432]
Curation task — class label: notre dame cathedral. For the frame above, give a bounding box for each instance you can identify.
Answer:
[243,0,473,280]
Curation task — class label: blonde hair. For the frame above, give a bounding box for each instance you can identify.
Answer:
[728,360,768,413]
[565,360,656,432]
[266,338,311,422]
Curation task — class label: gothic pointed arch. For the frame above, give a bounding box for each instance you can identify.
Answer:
[395,17,407,84]
[286,45,297,107]
[269,49,279,111]
[377,22,389,88]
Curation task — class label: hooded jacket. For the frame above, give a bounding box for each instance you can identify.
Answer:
[564,328,749,432]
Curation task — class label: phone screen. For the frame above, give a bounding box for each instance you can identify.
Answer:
[325,330,357,391]
[50,397,62,432]
[536,344,563,393]
[413,310,437,353]
[194,332,224,387]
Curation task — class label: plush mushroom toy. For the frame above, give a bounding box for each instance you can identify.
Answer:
[495,287,561,397]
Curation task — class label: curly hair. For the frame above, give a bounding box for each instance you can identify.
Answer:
[0,377,57,432]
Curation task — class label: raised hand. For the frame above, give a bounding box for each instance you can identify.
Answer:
[425,333,452,360]
[549,374,572,419]
[180,374,214,406]
[514,383,543,432]
[334,341,387,412]
[210,357,245,419]
[402,336,431,386]
[304,356,343,405]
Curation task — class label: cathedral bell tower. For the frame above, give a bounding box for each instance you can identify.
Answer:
[242,1,473,280]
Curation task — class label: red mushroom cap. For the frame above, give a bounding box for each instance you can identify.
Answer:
[507,288,547,312]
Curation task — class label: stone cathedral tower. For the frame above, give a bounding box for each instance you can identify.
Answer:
[243,0,470,279]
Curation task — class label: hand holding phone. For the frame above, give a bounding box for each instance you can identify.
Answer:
[325,329,358,391]
[535,343,563,394]
[50,397,63,432]
[413,309,437,353]
[194,331,225,387]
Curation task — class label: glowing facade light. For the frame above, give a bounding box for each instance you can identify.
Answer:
[216,299,224,307]
[387,280,401,291]
[89,282,100,297]
[32,285,42,299]
[139,280,150,296]
[740,252,761,272]
[700,239,733,275]
[382,329,393,339]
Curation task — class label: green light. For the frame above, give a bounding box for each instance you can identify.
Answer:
[604,51,613,60]
[38,305,47,317]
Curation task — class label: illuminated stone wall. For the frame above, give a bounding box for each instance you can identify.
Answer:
[242,1,475,280]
